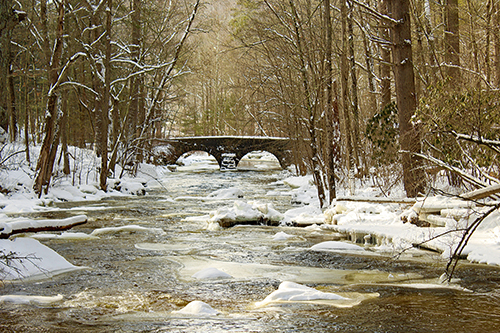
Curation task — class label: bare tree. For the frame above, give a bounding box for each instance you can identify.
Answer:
[445,0,460,82]
[0,0,25,137]
[390,0,425,198]
[33,0,65,197]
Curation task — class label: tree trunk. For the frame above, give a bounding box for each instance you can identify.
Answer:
[324,0,338,204]
[99,0,112,191]
[289,0,326,207]
[348,0,361,171]
[7,64,17,141]
[362,8,378,115]
[60,92,70,175]
[128,0,141,158]
[445,0,460,82]
[390,0,425,198]
[34,0,65,197]
[379,0,391,110]
[496,0,500,88]
[341,0,355,195]
[486,0,493,84]
[0,0,22,134]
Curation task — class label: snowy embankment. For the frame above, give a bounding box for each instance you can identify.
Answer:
[202,173,500,267]
[0,237,85,280]
[0,143,171,281]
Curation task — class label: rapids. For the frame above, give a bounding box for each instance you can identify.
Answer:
[1,157,500,332]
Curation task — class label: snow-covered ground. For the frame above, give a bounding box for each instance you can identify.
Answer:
[1,143,499,293]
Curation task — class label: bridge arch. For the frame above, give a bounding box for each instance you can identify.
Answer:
[237,151,281,170]
[152,136,294,170]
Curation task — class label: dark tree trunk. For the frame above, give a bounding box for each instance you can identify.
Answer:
[0,0,24,135]
[34,0,65,197]
[324,0,338,204]
[445,0,460,82]
[390,0,425,197]
[379,0,391,110]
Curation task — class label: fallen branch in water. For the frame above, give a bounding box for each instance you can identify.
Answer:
[443,203,500,282]
[0,215,88,239]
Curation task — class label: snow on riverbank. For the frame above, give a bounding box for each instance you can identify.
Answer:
[0,237,84,280]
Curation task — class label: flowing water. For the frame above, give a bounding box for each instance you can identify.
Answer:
[1,160,500,332]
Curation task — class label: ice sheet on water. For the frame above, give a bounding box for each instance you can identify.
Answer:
[90,225,165,236]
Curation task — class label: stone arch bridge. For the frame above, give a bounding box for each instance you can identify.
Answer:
[152,136,294,169]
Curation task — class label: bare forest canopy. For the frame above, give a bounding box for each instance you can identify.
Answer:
[0,0,499,205]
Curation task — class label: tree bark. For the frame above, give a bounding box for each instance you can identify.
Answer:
[128,0,141,158]
[445,0,460,82]
[0,0,24,134]
[348,0,361,172]
[288,0,326,207]
[34,0,65,197]
[390,0,425,197]
[341,0,355,195]
[324,0,338,204]
[379,0,391,110]
[496,0,500,88]
[99,0,112,191]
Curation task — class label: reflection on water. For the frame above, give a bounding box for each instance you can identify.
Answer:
[1,168,500,332]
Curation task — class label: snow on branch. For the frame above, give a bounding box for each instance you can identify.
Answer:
[351,0,399,25]
[413,152,491,189]
[451,131,500,155]
[109,60,174,86]
[47,52,86,97]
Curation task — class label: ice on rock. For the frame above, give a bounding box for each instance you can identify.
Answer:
[0,238,83,280]
[172,301,220,316]
[272,231,295,241]
[207,187,244,199]
[310,241,364,252]
[0,294,63,305]
[208,200,284,227]
[90,225,165,236]
[192,267,233,280]
[255,281,347,307]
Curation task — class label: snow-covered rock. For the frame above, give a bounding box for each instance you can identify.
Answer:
[0,238,83,280]
[207,187,244,199]
[255,281,346,307]
[208,200,284,227]
[310,241,365,252]
[192,267,232,280]
[172,301,220,316]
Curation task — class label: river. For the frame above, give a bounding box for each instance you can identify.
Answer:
[1,157,500,332]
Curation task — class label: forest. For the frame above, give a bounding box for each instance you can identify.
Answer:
[1,0,499,206]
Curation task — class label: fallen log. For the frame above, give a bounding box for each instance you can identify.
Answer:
[0,215,88,239]
[336,196,416,204]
